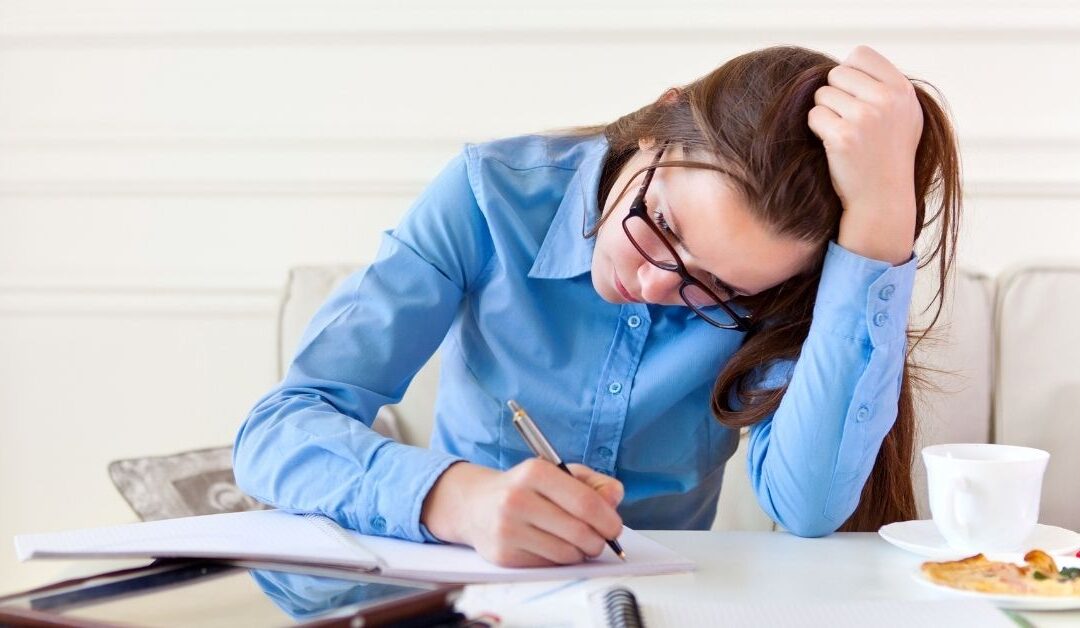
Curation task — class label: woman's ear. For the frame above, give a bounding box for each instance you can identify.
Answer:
[638,88,682,151]
[658,87,682,105]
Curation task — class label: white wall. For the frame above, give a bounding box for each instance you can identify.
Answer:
[2,0,1078,593]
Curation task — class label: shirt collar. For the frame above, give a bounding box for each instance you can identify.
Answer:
[528,134,609,280]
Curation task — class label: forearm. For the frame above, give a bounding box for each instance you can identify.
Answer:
[837,193,917,267]
[233,388,462,542]
[747,241,916,536]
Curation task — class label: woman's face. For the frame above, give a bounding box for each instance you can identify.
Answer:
[591,142,820,307]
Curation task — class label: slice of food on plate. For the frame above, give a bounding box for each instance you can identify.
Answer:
[921,549,1080,596]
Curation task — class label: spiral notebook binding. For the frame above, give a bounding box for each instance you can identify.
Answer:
[600,586,645,628]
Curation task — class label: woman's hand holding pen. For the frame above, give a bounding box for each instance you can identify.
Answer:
[807,45,923,266]
[420,460,624,567]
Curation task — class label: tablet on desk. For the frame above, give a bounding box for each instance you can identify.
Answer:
[0,559,465,627]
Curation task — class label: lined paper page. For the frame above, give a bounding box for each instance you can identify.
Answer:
[359,526,693,582]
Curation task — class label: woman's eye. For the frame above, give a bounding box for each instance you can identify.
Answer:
[652,209,678,239]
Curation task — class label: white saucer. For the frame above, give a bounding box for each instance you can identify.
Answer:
[879,519,1080,559]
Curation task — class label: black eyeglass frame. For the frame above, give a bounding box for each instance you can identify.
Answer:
[620,144,754,332]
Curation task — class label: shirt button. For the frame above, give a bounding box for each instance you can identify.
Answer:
[873,312,889,327]
[879,284,896,301]
[608,382,622,395]
[855,405,870,422]
[627,315,642,329]
[370,516,386,532]
[597,446,613,459]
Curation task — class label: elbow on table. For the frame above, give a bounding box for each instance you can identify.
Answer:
[763,491,845,538]
[755,480,846,538]
[781,516,842,538]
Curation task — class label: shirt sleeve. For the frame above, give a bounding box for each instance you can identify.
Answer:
[745,240,917,537]
[232,148,493,543]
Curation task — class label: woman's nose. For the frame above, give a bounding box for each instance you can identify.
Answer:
[637,263,682,303]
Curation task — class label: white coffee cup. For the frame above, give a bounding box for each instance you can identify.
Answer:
[922,443,1049,553]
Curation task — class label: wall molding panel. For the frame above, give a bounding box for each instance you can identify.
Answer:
[2,3,1078,41]
[3,136,1078,197]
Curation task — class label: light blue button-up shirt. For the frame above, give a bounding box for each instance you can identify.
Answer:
[233,132,916,541]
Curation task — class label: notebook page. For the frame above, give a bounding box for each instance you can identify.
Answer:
[14,510,379,570]
[637,599,1014,628]
[359,526,693,582]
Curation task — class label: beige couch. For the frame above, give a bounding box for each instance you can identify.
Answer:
[278,263,1080,532]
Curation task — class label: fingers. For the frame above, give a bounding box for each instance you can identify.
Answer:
[517,460,623,540]
[567,463,625,508]
[482,525,572,568]
[826,65,884,103]
[482,460,623,566]
[806,104,843,145]
[813,84,862,120]
[842,44,910,90]
[811,46,921,153]
[516,490,608,560]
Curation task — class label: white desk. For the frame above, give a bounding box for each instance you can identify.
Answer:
[458,531,1080,627]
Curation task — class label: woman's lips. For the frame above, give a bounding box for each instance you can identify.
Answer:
[614,272,641,303]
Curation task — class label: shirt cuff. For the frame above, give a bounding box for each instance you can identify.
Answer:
[419,523,445,544]
[811,241,917,347]
[357,440,465,543]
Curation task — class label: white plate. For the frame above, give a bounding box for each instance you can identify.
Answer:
[912,555,1080,611]
[879,519,1080,559]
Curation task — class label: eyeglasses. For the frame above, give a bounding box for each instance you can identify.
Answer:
[620,144,754,332]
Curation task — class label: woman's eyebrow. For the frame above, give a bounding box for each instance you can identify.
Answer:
[666,201,753,295]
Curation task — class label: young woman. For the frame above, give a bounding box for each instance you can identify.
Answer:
[234,44,960,568]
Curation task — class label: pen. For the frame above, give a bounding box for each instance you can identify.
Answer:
[506,399,627,561]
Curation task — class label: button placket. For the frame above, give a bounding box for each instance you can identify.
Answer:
[584,306,647,475]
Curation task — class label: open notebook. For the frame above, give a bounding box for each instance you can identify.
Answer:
[14,510,693,583]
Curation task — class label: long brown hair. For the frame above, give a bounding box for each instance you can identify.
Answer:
[546,45,961,531]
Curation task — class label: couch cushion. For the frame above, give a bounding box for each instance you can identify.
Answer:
[995,265,1080,530]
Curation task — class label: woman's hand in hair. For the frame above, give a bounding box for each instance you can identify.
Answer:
[807,44,923,266]
[420,459,624,567]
